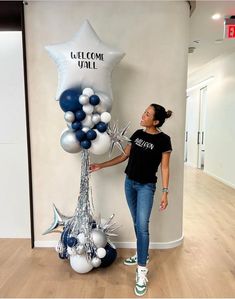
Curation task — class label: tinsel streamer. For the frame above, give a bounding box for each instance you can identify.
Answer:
[70,149,95,260]
[88,152,95,215]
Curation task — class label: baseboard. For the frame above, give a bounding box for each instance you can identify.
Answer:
[203,170,235,190]
[35,234,184,249]
[115,235,184,249]
[34,240,58,248]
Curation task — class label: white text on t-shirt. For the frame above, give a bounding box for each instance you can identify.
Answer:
[134,138,154,150]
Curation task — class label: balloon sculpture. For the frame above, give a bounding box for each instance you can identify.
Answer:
[44,20,129,274]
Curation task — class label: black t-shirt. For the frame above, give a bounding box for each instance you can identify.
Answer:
[125,129,172,183]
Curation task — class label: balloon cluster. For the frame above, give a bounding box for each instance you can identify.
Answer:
[44,20,125,275]
[60,87,112,155]
[56,218,117,273]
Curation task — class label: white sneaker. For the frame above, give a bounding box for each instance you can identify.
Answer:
[134,267,148,296]
[123,254,149,266]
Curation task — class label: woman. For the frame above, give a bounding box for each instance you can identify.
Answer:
[90,103,172,296]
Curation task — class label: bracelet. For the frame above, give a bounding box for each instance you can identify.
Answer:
[162,188,169,193]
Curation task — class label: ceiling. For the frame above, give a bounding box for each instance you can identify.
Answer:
[188,0,235,75]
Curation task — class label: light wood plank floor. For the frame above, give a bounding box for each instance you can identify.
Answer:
[0,165,235,298]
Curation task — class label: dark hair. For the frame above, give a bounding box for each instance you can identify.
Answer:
[150,103,173,127]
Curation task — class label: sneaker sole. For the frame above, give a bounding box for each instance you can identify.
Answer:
[123,259,149,266]
[134,287,147,296]
[123,260,137,266]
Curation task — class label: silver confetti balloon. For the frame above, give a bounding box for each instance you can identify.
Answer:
[60,130,81,153]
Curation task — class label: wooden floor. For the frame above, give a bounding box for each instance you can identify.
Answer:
[0,165,235,298]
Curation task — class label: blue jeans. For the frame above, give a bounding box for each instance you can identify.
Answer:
[124,176,156,266]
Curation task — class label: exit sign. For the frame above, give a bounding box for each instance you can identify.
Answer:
[224,17,235,39]
[227,25,235,38]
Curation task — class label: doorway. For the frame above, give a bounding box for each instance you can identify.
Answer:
[197,86,207,169]
[185,84,208,170]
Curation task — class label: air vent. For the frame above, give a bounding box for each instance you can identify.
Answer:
[188,46,196,54]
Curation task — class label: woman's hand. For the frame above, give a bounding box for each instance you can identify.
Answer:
[159,193,168,211]
[89,144,131,173]
[89,163,102,173]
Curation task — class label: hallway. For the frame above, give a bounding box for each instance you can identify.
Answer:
[181,165,235,297]
[0,165,234,297]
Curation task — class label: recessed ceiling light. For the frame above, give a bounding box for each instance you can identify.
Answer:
[212,13,221,20]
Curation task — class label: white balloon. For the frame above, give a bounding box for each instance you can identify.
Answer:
[91,257,101,268]
[89,130,111,155]
[92,113,101,124]
[95,91,112,113]
[83,87,94,97]
[83,104,94,114]
[82,127,90,133]
[101,112,111,123]
[97,247,106,259]
[79,94,89,105]
[82,115,93,128]
[45,20,125,101]
[70,254,93,274]
[64,111,75,123]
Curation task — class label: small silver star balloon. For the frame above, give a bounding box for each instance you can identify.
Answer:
[107,121,131,155]
[43,204,73,235]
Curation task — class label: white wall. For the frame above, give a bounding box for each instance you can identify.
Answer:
[0,32,30,237]
[188,51,235,189]
[24,1,190,247]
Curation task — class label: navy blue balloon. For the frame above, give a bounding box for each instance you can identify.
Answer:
[89,94,100,106]
[86,129,97,140]
[75,110,86,121]
[61,228,70,247]
[100,243,117,268]
[59,89,82,112]
[80,139,91,149]
[75,130,86,142]
[67,236,78,248]
[72,121,82,130]
[90,220,97,229]
[96,122,107,133]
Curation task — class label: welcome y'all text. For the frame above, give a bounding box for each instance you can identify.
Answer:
[70,51,104,69]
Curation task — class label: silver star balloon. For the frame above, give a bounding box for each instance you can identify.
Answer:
[107,121,131,155]
[43,204,73,235]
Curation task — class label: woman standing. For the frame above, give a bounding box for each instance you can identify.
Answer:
[90,104,172,296]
